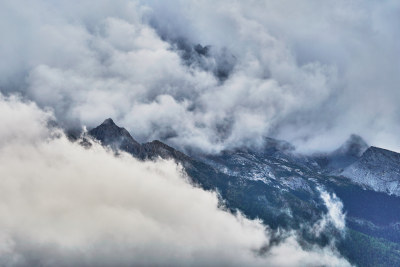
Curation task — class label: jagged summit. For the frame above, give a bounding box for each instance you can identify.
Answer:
[90,118,135,140]
[101,118,116,126]
[89,118,141,155]
[88,119,187,160]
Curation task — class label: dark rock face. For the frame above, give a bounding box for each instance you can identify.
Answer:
[89,118,142,156]
[89,119,191,162]
[142,140,189,161]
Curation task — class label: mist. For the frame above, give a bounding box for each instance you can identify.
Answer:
[1,0,399,153]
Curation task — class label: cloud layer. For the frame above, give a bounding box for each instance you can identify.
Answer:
[0,95,350,266]
[1,0,399,154]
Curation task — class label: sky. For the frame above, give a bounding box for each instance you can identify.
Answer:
[1,0,400,153]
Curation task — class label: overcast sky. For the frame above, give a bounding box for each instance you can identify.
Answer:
[1,0,399,153]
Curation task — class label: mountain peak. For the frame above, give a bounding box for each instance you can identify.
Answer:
[101,118,116,126]
[89,118,142,155]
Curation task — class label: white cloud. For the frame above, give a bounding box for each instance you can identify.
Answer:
[313,188,346,237]
[0,95,351,266]
[321,190,346,231]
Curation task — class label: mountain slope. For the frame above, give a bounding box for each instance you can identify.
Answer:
[88,119,327,229]
[342,146,400,196]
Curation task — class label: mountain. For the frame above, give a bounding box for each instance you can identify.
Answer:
[87,119,400,267]
[342,146,400,196]
[88,119,326,229]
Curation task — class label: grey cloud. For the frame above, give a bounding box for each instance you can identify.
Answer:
[0,0,399,154]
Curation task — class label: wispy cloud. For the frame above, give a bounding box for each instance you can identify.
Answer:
[313,188,346,237]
